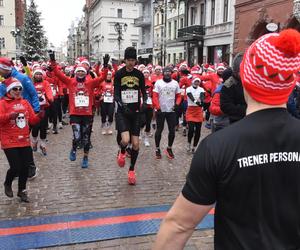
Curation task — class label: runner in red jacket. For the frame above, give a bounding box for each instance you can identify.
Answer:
[31,67,54,155]
[49,51,109,168]
[0,77,43,202]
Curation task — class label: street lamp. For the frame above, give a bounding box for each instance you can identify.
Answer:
[114,22,128,60]
[11,28,21,58]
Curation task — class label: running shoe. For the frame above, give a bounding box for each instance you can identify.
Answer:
[28,165,38,180]
[81,156,89,168]
[128,170,136,185]
[4,184,13,198]
[186,143,191,152]
[32,141,38,152]
[58,122,63,129]
[144,137,150,147]
[117,151,126,167]
[69,150,76,161]
[101,129,107,135]
[17,190,29,203]
[183,128,187,137]
[155,148,162,159]
[40,145,47,156]
[165,148,175,159]
[62,120,68,126]
[52,128,59,134]
[205,123,211,129]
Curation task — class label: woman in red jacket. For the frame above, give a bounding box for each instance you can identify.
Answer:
[99,71,114,135]
[49,52,109,168]
[0,78,42,202]
[31,68,54,155]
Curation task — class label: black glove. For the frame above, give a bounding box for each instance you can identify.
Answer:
[195,101,202,107]
[48,50,55,61]
[103,54,110,68]
[173,104,180,113]
[19,56,27,67]
[156,108,162,115]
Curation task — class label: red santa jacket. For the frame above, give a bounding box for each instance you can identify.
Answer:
[145,77,154,107]
[53,66,107,116]
[179,76,192,101]
[34,80,54,109]
[0,97,40,149]
[45,71,61,99]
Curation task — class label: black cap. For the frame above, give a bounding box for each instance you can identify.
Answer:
[124,47,137,60]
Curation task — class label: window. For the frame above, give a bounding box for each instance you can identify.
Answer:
[168,54,171,63]
[211,0,215,25]
[173,53,176,64]
[142,29,146,44]
[179,53,183,61]
[223,0,229,22]
[117,9,122,18]
[180,18,184,28]
[161,13,164,25]
[200,3,205,25]
[190,7,197,25]
[132,42,137,48]
[0,37,5,49]
[168,21,172,39]
[156,13,159,25]
[0,0,3,7]
[174,20,177,39]
[0,15,3,26]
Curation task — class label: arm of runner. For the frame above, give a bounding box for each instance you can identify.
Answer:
[113,71,123,108]
[140,73,147,103]
[88,68,108,89]
[44,80,54,103]
[52,66,71,87]
[153,194,213,250]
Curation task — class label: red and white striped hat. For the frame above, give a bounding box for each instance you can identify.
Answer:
[240,29,300,105]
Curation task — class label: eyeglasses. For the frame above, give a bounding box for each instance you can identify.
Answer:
[12,87,23,91]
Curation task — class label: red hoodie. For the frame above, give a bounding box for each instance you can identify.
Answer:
[99,80,114,103]
[53,66,107,116]
[0,97,40,149]
[34,80,54,109]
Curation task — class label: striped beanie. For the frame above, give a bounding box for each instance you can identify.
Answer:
[240,29,300,105]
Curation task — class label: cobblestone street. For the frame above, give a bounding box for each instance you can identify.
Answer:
[0,117,213,249]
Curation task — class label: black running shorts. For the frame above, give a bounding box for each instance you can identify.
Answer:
[115,112,141,136]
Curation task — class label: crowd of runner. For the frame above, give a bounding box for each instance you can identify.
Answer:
[0,42,299,202]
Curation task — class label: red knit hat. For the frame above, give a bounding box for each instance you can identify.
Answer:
[240,29,300,105]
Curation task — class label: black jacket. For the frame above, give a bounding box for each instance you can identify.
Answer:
[220,76,247,124]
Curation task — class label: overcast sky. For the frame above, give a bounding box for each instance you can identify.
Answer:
[34,0,85,47]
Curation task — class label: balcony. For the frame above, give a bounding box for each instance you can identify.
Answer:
[205,22,233,37]
[177,25,205,42]
[134,16,151,27]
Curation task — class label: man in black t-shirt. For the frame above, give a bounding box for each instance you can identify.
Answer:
[114,47,147,185]
[153,29,300,250]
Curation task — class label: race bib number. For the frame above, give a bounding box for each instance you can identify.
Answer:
[146,97,152,105]
[161,88,174,98]
[104,92,113,103]
[121,90,138,104]
[75,95,89,107]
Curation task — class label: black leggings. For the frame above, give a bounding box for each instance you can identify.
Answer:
[100,102,114,124]
[70,115,92,154]
[32,108,49,139]
[62,94,69,115]
[4,147,32,192]
[155,112,177,148]
[187,122,202,147]
[49,99,59,128]
[144,107,153,133]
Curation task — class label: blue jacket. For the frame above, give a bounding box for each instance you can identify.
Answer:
[0,68,40,112]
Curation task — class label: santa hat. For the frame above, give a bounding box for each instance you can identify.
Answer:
[154,65,162,71]
[207,65,215,72]
[81,60,90,68]
[192,77,201,84]
[32,67,45,77]
[143,69,150,74]
[5,77,22,93]
[217,63,225,70]
[179,61,188,69]
[74,64,87,74]
[138,64,145,71]
[240,29,300,105]
[0,57,14,71]
[191,65,201,74]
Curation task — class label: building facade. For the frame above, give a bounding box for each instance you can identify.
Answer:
[134,0,153,65]
[233,0,295,55]
[0,0,17,58]
[87,0,140,63]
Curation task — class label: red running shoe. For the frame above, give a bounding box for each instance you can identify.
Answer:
[128,170,136,185]
[117,151,126,167]
[165,148,175,159]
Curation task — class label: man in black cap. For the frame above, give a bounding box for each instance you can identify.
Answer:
[114,47,147,185]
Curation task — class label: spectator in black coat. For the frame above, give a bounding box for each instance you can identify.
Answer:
[220,53,247,124]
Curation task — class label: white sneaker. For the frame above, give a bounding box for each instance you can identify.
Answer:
[144,137,150,147]
[186,143,191,152]
[48,123,53,130]
[58,122,63,129]
[101,129,107,135]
